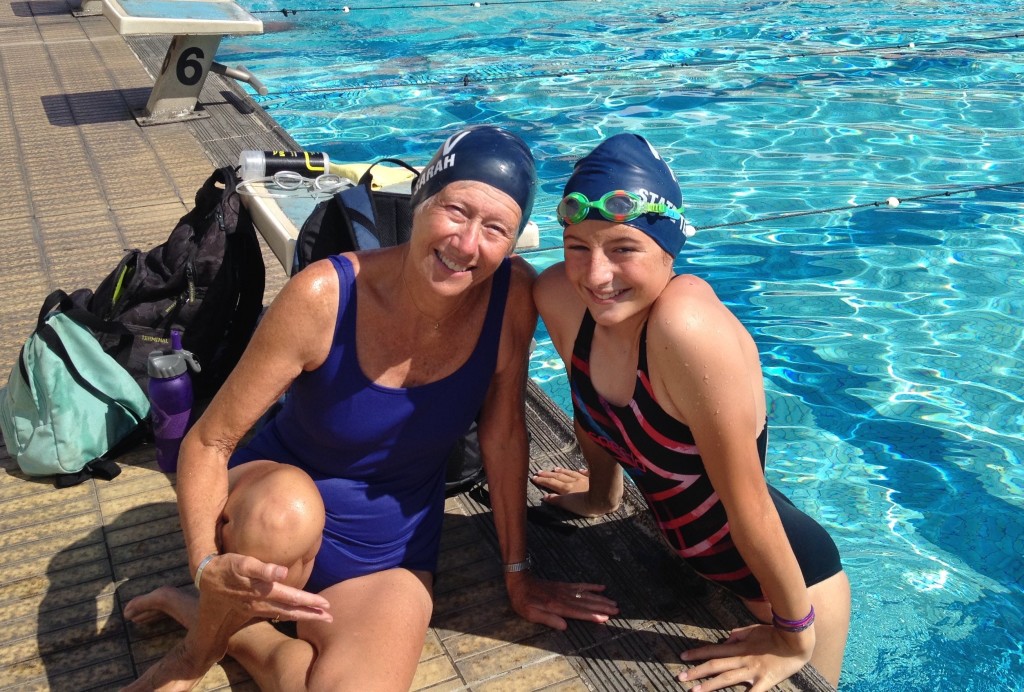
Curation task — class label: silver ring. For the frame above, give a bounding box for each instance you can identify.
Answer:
[271,616,281,624]
[574,591,582,599]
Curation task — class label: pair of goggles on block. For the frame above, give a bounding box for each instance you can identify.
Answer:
[237,170,353,199]
[557,190,683,226]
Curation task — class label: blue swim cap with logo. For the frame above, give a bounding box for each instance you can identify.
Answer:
[563,133,686,256]
[410,125,537,236]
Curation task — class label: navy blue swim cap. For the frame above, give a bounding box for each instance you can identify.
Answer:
[563,133,686,256]
[410,125,537,236]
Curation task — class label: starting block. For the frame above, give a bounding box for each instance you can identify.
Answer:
[100,0,264,126]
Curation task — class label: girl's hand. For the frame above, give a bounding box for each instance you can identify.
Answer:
[531,467,608,517]
[679,623,815,692]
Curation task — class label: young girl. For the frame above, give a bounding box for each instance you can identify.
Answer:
[532,133,850,691]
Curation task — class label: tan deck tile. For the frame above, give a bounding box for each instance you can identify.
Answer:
[0,632,128,687]
[0,217,44,269]
[0,558,113,608]
[456,631,565,685]
[436,537,501,574]
[437,516,480,550]
[411,654,461,691]
[431,600,513,644]
[435,557,503,597]
[104,514,181,552]
[442,613,548,661]
[0,471,93,502]
[93,456,169,491]
[470,656,581,692]
[0,534,105,584]
[0,491,96,528]
[432,578,507,623]
[0,480,95,521]
[0,181,30,222]
[114,541,188,583]
[2,541,107,588]
[1,598,121,667]
[414,679,466,692]
[420,629,445,661]
[0,261,48,282]
[110,204,193,252]
[1,591,118,648]
[111,528,185,569]
[96,470,176,505]
[0,576,116,625]
[535,678,592,692]
[0,508,101,550]
[99,485,179,526]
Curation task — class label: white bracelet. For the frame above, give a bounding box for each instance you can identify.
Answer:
[193,552,218,591]
[503,555,533,573]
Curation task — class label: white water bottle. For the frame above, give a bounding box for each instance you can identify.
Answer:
[238,150,331,180]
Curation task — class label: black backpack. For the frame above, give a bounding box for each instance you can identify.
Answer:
[80,166,265,400]
[292,159,484,497]
[292,159,417,275]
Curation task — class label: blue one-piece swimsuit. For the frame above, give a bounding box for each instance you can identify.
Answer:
[231,254,510,593]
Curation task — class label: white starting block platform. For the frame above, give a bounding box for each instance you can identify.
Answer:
[242,178,541,274]
[98,0,264,125]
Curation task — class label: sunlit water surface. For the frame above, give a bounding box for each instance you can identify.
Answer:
[220,1,1024,688]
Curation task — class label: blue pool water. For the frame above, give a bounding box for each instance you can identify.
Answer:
[221,1,1023,688]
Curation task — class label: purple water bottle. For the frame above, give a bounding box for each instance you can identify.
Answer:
[146,330,201,473]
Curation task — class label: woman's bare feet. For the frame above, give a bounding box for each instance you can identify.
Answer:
[120,639,211,692]
[123,586,200,629]
[121,587,213,692]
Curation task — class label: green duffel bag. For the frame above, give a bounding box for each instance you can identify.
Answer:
[0,290,150,487]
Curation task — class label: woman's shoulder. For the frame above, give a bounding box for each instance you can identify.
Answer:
[508,253,538,289]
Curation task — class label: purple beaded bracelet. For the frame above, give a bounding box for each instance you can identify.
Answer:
[771,605,815,633]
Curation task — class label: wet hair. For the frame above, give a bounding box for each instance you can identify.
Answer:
[563,133,686,256]
[410,125,537,236]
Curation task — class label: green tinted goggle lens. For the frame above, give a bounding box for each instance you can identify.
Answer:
[557,190,682,226]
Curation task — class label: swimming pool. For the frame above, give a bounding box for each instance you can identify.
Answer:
[222,1,1023,688]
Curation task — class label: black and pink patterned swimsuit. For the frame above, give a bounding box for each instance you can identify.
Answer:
[569,310,841,600]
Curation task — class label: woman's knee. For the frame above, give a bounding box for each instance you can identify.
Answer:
[221,462,325,567]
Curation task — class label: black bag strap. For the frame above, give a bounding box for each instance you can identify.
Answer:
[38,289,134,339]
[34,322,145,427]
[30,311,145,488]
[358,157,420,187]
[21,289,136,391]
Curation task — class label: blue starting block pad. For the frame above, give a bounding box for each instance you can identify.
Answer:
[102,0,263,36]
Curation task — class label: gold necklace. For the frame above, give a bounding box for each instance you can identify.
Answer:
[400,263,468,331]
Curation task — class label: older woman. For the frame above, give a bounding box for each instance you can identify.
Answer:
[532,133,850,691]
[123,125,618,692]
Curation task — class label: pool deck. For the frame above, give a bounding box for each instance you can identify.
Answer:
[0,3,836,690]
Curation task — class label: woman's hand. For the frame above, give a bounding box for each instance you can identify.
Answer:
[505,571,619,630]
[679,623,815,692]
[531,467,610,517]
[197,552,333,624]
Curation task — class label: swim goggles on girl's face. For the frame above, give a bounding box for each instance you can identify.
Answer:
[557,190,683,226]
